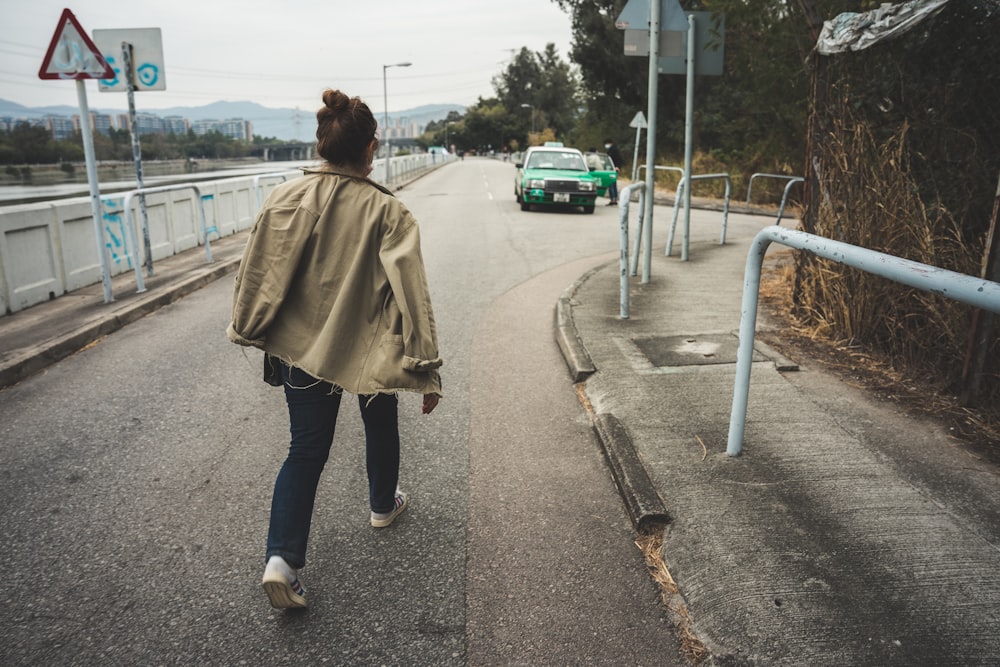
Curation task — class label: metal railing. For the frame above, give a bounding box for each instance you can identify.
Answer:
[635,165,730,259]
[667,173,731,256]
[617,182,648,319]
[253,171,299,208]
[117,184,213,295]
[637,164,685,182]
[727,226,1000,456]
[745,173,804,225]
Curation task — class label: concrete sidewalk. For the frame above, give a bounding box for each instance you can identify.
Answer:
[557,208,1000,664]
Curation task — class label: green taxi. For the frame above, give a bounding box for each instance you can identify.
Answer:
[514,146,598,214]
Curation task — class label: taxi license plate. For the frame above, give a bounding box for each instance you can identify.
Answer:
[554,193,570,203]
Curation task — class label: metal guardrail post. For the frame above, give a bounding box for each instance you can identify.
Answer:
[121,184,213,292]
[99,194,146,294]
[775,177,805,225]
[253,172,296,210]
[666,173,731,257]
[618,182,648,319]
[746,173,803,225]
[727,226,1000,457]
[197,192,213,263]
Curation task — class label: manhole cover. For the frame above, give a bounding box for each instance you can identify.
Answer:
[631,333,766,367]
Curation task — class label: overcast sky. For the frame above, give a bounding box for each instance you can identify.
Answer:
[2,1,575,113]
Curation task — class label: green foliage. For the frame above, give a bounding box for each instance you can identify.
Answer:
[462,98,521,153]
[486,43,580,149]
[421,111,466,151]
[553,0,871,175]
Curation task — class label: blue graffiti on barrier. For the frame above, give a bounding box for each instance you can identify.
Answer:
[101,198,132,269]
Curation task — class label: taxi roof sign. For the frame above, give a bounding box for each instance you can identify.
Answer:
[38,9,114,80]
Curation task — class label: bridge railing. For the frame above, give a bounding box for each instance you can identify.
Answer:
[0,171,288,314]
[0,154,455,315]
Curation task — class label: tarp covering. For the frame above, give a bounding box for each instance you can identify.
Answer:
[816,0,951,54]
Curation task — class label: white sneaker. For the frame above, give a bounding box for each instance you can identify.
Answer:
[262,555,307,609]
[370,491,408,528]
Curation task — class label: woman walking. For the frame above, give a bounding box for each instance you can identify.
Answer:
[227,89,443,609]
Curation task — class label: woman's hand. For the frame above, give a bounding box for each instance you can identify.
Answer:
[422,393,440,414]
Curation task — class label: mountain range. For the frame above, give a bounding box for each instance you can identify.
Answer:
[0,99,465,142]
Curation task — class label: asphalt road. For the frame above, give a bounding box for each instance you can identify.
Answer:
[0,159,685,665]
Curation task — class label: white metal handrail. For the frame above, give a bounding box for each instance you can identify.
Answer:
[617,182,648,319]
[667,173,731,257]
[120,184,212,293]
[745,173,804,225]
[727,226,1000,456]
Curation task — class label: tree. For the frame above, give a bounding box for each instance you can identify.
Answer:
[1,124,59,164]
[551,0,871,175]
[462,98,521,154]
[492,44,581,144]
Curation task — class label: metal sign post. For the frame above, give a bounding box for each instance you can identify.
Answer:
[38,9,116,303]
[95,28,166,277]
[121,42,153,275]
[618,0,725,261]
[629,111,647,183]
[641,1,660,284]
[681,15,696,261]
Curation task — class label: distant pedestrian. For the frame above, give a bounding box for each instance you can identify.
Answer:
[227,88,443,610]
[604,139,624,205]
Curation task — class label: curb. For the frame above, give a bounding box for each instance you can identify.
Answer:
[592,413,671,532]
[555,264,670,533]
[555,287,596,384]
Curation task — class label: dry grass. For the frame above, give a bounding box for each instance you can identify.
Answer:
[777,89,1000,456]
[635,527,710,665]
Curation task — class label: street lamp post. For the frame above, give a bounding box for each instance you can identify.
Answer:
[383,61,412,184]
[520,103,535,135]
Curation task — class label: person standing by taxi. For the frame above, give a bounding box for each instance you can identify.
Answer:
[604,139,624,205]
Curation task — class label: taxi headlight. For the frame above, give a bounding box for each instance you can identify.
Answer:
[527,179,545,189]
[578,181,596,192]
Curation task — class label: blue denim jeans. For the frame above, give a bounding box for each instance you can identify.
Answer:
[266,364,400,569]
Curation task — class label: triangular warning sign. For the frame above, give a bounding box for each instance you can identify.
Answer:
[38,9,114,80]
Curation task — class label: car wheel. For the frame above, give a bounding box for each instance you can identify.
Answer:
[520,200,530,211]
[515,190,521,203]
[583,204,595,214]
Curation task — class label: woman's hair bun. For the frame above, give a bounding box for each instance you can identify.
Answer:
[315,89,377,168]
[322,89,350,113]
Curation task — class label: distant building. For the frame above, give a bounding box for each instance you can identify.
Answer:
[85,112,114,136]
[2,110,251,141]
[217,118,253,141]
[0,116,49,134]
[122,113,169,136]
[382,116,424,141]
[163,115,188,135]
[47,115,76,140]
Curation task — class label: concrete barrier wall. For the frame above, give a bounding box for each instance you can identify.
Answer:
[0,153,452,316]
[0,172,295,316]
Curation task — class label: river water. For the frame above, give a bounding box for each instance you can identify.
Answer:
[0,160,315,206]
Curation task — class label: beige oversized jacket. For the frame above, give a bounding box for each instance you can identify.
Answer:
[226,164,443,396]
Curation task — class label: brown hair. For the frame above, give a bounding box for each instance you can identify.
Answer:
[315,89,378,169]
